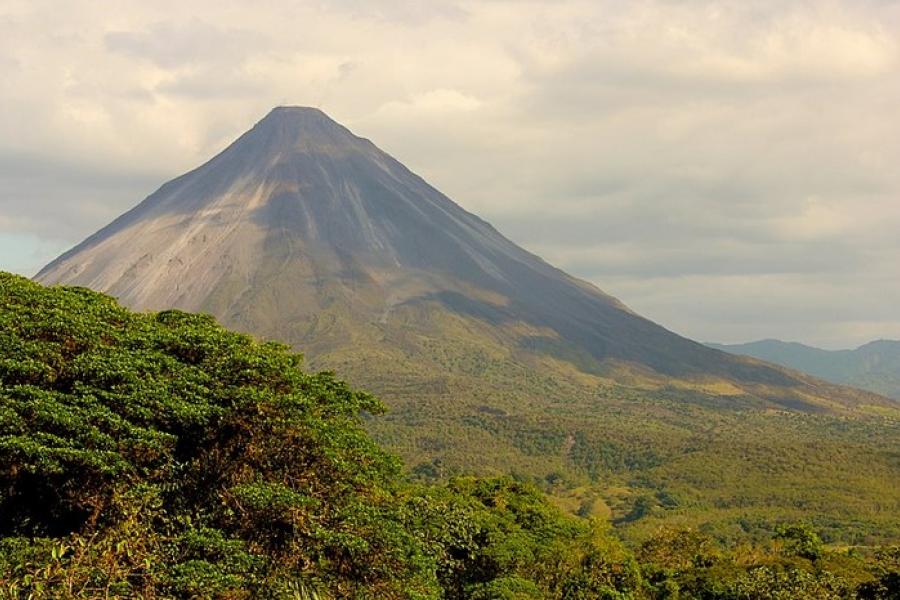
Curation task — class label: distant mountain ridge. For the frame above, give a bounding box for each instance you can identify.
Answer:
[708,339,900,400]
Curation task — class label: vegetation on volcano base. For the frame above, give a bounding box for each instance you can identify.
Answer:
[1,272,899,598]
[310,302,900,547]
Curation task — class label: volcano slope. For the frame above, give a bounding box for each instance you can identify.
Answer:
[37,107,900,544]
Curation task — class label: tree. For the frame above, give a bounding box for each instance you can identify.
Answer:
[775,523,824,561]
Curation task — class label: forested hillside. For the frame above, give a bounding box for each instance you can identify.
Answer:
[1,273,899,598]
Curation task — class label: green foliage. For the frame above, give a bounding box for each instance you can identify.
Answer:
[856,547,900,599]
[0,274,639,598]
[776,522,825,561]
[0,273,430,597]
[634,525,900,600]
[727,566,850,599]
[331,301,900,547]
[405,477,642,599]
[1,273,897,598]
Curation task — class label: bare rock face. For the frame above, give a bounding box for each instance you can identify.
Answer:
[36,107,894,409]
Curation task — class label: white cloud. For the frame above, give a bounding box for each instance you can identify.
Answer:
[0,0,899,348]
[771,197,849,241]
[376,89,483,117]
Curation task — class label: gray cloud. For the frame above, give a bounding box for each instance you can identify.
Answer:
[0,0,898,348]
[105,20,266,68]
[0,151,164,239]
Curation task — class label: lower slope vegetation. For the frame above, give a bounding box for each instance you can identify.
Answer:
[293,298,900,547]
[0,273,898,598]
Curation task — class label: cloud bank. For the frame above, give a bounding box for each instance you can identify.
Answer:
[1,0,899,348]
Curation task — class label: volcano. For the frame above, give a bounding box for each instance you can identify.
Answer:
[36,107,863,398]
[34,106,900,543]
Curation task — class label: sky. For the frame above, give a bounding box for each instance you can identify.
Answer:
[1,0,899,349]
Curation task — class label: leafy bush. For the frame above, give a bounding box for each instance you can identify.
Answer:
[0,274,432,597]
[0,273,896,598]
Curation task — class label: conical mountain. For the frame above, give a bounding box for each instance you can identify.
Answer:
[36,107,863,397]
[35,108,900,541]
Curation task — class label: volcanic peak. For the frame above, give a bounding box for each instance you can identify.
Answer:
[242,105,369,158]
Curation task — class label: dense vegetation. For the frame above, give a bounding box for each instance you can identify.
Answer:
[1,272,898,598]
[314,301,900,546]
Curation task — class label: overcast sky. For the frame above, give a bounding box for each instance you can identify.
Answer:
[2,0,899,349]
